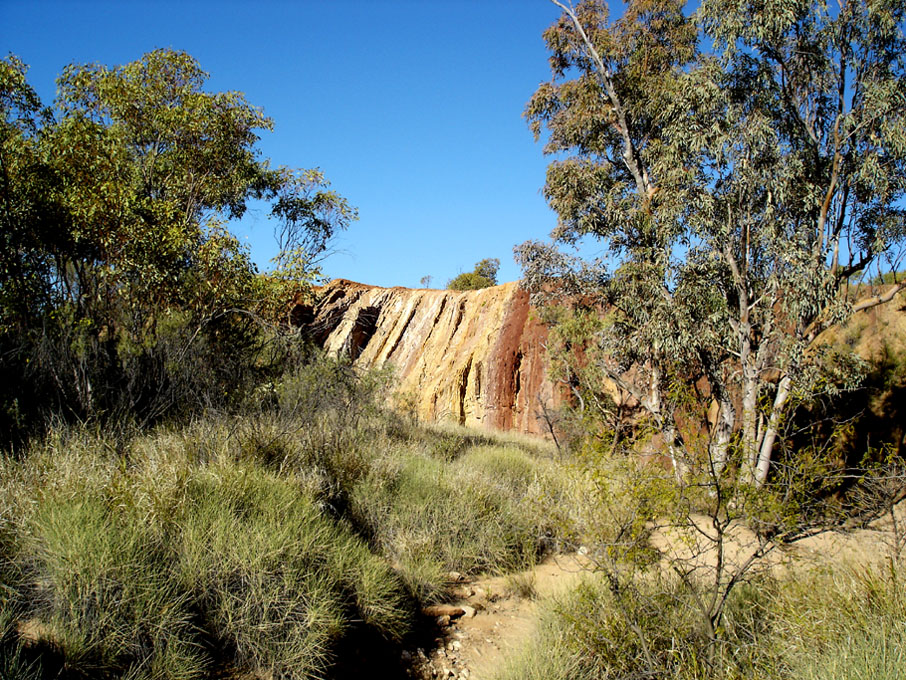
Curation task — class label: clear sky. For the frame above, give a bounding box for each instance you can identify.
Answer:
[0,0,596,288]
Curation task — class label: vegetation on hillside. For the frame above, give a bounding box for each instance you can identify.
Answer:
[0,50,355,446]
[496,559,906,680]
[447,258,500,290]
[0,355,567,678]
[507,1,906,675]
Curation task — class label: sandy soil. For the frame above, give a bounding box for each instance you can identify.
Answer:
[409,501,903,680]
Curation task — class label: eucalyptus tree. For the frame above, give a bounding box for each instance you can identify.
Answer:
[0,50,355,435]
[518,0,906,484]
[517,0,712,480]
[695,0,906,483]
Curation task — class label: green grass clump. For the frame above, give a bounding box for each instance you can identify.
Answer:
[0,407,566,677]
[1,421,416,678]
[30,496,202,678]
[349,442,556,601]
[773,561,906,680]
[175,460,411,677]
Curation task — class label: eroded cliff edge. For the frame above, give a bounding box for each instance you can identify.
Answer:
[294,279,557,435]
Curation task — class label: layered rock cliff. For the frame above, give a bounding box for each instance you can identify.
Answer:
[296,279,906,445]
[294,279,558,435]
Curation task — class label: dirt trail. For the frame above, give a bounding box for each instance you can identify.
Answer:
[409,554,591,680]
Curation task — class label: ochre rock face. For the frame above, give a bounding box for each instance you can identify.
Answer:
[297,279,558,435]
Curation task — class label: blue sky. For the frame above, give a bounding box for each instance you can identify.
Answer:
[0,0,592,288]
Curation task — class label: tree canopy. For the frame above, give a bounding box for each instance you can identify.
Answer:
[517,0,906,484]
[0,50,355,441]
[447,258,501,290]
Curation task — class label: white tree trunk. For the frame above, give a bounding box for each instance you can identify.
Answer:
[740,363,759,483]
[709,396,735,480]
[754,374,792,486]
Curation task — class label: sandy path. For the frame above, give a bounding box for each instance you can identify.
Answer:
[409,554,591,679]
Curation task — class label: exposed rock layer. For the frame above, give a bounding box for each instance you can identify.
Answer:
[299,280,906,443]
[297,279,557,435]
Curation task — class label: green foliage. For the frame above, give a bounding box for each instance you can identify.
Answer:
[496,573,776,680]
[533,422,892,680]
[498,508,906,680]
[774,562,906,680]
[447,257,500,290]
[519,0,906,484]
[0,363,567,676]
[870,270,906,286]
[174,461,410,676]
[31,497,202,678]
[0,50,355,445]
[0,418,417,677]
[348,442,557,601]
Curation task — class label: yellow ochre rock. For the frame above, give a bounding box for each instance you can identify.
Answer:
[294,279,558,435]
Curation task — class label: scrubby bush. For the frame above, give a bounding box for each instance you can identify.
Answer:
[0,397,571,677]
[0,51,355,449]
[447,258,500,290]
[497,572,781,680]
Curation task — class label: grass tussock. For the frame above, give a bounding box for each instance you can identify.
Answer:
[0,369,563,678]
[774,562,906,680]
[0,422,422,678]
[348,442,559,601]
[495,558,906,680]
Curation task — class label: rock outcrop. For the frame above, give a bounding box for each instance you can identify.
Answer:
[297,279,906,446]
[295,279,557,435]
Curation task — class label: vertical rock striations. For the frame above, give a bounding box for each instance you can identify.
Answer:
[296,279,557,435]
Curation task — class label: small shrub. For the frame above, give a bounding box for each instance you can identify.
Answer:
[496,572,778,680]
[504,570,538,600]
[447,258,500,291]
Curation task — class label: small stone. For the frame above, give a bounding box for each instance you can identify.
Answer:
[447,571,463,582]
[460,605,476,618]
[401,650,412,661]
[424,604,466,618]
[451,640,462,651]
[452,586,473,599]
[577,545,589,555]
